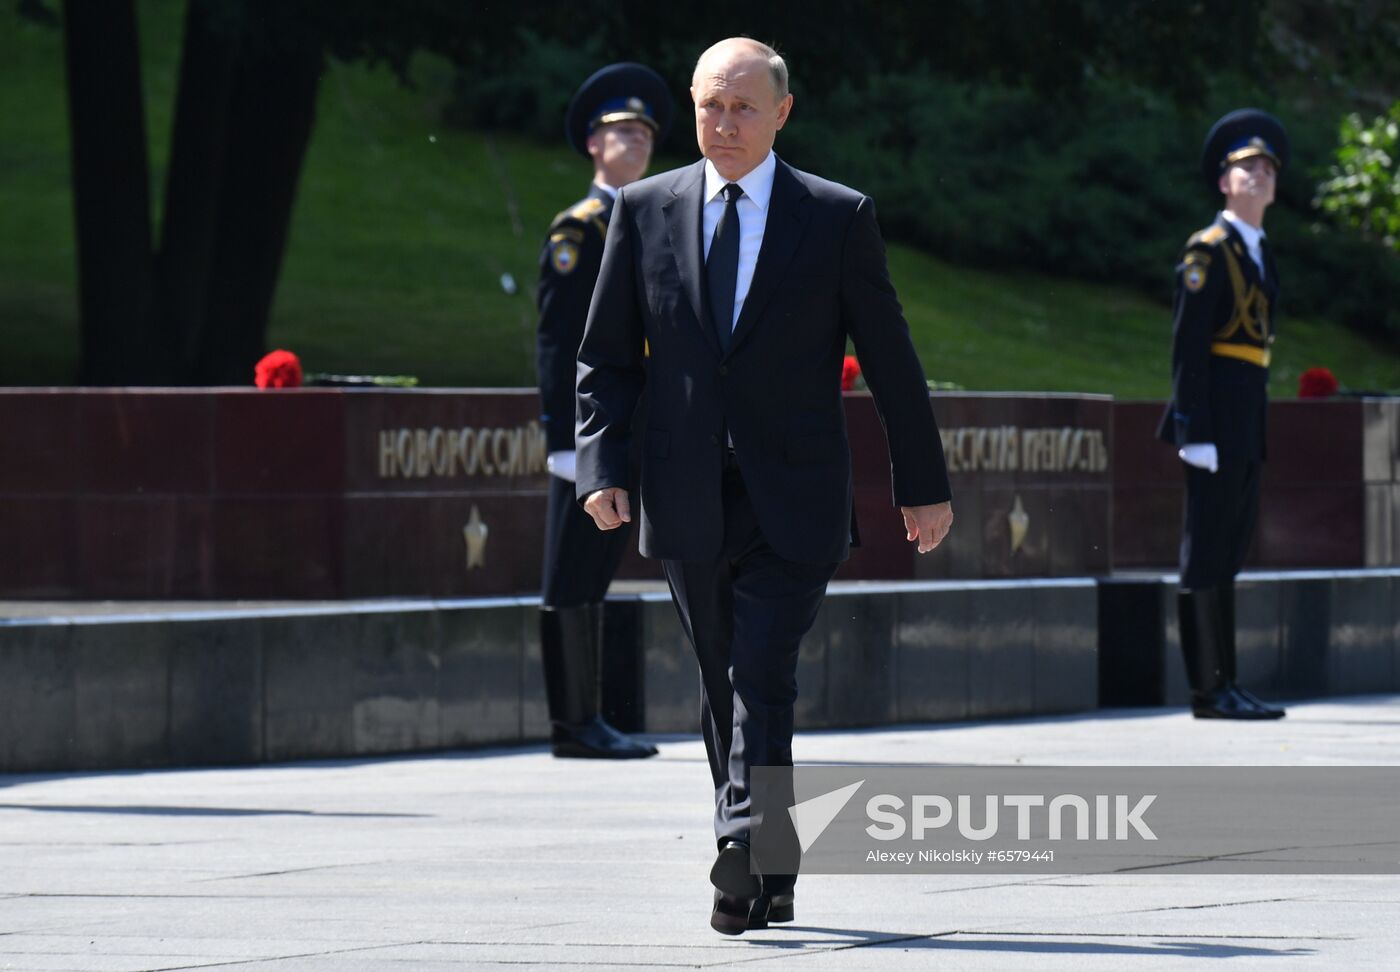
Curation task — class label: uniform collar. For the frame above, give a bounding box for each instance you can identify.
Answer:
[1221,210,1265,249]
[703,151,777,212]
[591,181,620,199]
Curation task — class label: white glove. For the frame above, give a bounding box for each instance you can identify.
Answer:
[1178,443,1219,473]
[546,450,577,482]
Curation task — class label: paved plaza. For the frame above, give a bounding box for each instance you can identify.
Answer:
[3,697,1399,970]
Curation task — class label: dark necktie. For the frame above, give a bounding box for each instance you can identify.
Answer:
[707,183,743,354]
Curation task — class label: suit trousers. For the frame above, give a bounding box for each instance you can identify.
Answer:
[542,475,632,608]
[1179,459,1260,591]
[662,455,837,893]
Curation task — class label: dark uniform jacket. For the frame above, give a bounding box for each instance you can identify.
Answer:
[537,185,613,454]
[575,156,951,566]
[1157,215,1279,461]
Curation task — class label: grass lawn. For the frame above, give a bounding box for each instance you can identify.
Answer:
[4,2,1400,398]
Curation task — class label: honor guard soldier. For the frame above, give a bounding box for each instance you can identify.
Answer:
[535,63,672,757]
[1158,108,1290,720]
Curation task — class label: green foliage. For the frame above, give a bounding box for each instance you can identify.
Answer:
[775,68,1400,339]
[440,1,1400,343]
[439,0,1268,158]
[1264,0,1400,104]
[1316,103,1400,252]
[5,4,1400,396]
[778,72,1195,293]
[443,29,606,141]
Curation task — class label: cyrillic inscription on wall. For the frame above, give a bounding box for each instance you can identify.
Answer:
[378,422,548,479]
[940,426,1109,475]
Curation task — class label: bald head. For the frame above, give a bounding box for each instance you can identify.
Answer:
[692,38,788,101]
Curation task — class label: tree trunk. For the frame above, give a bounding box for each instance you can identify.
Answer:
[62,0,157,384]
[155,0,239,384]
[194,5,324,385]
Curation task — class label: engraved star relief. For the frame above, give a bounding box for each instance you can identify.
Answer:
[463,504,489,569]
[1008,494,1030,555]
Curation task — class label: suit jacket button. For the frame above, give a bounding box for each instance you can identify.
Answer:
[718,365,729,376]
[709,434,720,446]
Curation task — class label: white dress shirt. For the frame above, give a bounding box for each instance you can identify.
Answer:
[1221,210,1266,279]
[702,151,777,332]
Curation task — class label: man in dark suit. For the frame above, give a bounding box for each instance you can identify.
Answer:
[575,38,953,933]
[1158,109,1290,721]
[536,64,672,759]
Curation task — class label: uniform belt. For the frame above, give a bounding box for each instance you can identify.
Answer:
[1210,342,1271,368]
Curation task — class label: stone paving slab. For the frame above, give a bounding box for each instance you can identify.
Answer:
[2,697,1399,970]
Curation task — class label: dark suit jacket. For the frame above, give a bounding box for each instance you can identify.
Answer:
[1157,215,1278,461]
[575,156,950,565]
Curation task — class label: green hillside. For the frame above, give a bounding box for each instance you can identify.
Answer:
[4,5,1400,397]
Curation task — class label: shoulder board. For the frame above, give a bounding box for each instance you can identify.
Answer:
[548,196,607,235]
[1185,224,1227,248]
[568,197,607,221]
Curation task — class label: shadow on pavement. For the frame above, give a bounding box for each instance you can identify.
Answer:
[751,928,1314,959]
[0,804,429,818]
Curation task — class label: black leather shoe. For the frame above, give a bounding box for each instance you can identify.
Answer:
[765,893,794,923]
[711,890,770,935]
[1192,685,1284,720]
[1233,686,1286,719]
[551,717,659,758]
[710,840,762,899]
[541,605,658,759]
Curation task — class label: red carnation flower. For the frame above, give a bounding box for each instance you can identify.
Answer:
[1298,367,1338,399]
[254,349,303,389]
[841,354,861,391]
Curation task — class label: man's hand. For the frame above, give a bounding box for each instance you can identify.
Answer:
[901,501,953,554]
[584,487,632,531]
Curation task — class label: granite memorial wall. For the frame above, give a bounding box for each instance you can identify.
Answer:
[2,389,1395,599]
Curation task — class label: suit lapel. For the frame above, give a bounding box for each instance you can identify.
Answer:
[661,161,718,356]
[728,159,811,355]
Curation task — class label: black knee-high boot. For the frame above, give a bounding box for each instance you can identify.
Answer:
[1178,588,1279,720]
[540,605,659,758]
[1219,581,1285,719]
